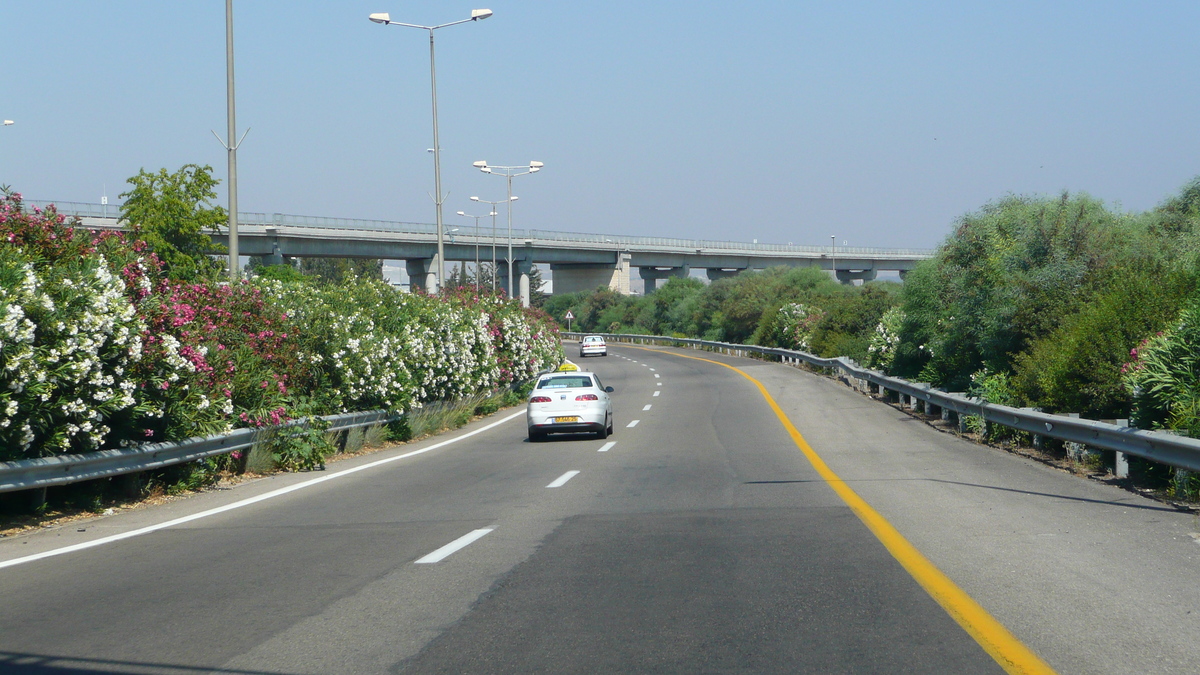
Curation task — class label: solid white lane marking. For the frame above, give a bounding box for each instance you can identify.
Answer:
[627,420,640,428]
[415,528,493,564]
[598,442,616,452]
[653,391,660,397]
[0,410,528,571]
[547,470,581,488]
[643,404,652,411]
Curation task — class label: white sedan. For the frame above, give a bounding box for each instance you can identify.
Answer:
[527,371,614,441]
[579,335,607,357]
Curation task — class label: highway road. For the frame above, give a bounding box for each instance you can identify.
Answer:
[1,344,1198,674]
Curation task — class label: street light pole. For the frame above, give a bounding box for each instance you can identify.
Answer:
[470,195,515,293]
[457,209,489,292]
[473,161,543,305]
[370,9,492,294]
[831,235,836,284]
[224,0,242,280]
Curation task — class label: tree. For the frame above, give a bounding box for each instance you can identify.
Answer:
[119,164,227,281]
[299,257,383,285]
[528,265,549,307]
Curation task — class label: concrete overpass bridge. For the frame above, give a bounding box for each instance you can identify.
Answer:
[31,200,934,303]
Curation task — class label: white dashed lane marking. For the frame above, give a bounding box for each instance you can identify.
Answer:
[627,420,640,428]
[547,470,581,488]
[643,404,652,411]
[598,441,616,452]
[653,391,660,397]
[415,529,493,564]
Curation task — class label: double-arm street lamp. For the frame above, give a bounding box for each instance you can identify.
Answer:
[469,195,516,292]
[370,8,492,293]
[456,209,495,292]
[472,161,542,304]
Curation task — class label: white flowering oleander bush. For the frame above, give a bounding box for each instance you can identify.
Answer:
[0,196,152,460]
[0,192,562,465]
[0,249,148,457]
[773,303,825,352]
[865,306,905,372]
[259,280,562,415]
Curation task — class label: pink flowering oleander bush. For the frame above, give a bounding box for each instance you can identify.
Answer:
[131,279,316,443]
[0,190,562,464]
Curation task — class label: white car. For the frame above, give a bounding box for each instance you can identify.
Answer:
[579,335,607,357]
[527,370,615,441]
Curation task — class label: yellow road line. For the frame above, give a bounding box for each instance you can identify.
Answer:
[637,346,1057,675]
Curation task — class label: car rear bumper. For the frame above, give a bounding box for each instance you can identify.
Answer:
[528,409,607,435]
[529,421,605,435]
[579,347,607,356]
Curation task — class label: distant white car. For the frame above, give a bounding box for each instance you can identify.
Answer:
[527,370,615,441]
[579,335,607,357]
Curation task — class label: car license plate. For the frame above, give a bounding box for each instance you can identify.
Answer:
[553,416,580,423]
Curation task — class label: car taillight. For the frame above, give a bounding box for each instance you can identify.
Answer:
[530,396,552,403]
[576,394,599,401]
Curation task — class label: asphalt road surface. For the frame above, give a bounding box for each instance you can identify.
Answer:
[1,344,1198,674]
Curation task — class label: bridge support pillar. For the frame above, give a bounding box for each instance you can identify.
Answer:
[517,259,534,308]
[405,258,436,294]
[551,254,631,296]
[497,258,535,306]
[639,265,690,294]
[835,268,878,285]
[705,268,743,282]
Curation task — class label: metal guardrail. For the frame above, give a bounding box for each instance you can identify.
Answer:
[565,332,1200,474]
[0,410,394,494]
[27,200,935,259]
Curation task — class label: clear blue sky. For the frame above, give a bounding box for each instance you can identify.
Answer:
[3,1,1199,250]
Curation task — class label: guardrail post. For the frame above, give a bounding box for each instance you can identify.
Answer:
[117,472,143,498]
[1023,408,1045,450]
[1064,413,1086,463]
[1114,419,1130,478]
[28,487,47,513]
[927,401,941,417]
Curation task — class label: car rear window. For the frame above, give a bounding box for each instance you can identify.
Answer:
[538,375,593,389]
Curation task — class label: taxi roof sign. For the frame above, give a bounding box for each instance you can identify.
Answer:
[557,360,580,372]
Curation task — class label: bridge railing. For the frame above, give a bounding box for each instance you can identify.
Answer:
[564,332,1200,474]
[27,200,934,258]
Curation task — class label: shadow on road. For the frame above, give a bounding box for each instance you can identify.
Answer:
[0,651,292,675]
[744,478,1180,512]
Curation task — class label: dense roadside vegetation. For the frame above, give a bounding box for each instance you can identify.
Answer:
[548,180,1200,498]
[0,172,560,513]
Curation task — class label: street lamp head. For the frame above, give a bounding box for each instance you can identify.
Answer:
[456,211,466,216]
[470,196,480,202]
[490,211,497,216]
[473,160,488,168]
[2,120,12,126]
[368,12,391,24]
[529,161,544,169]
[470,9,493,20]
[510,196,519,201]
